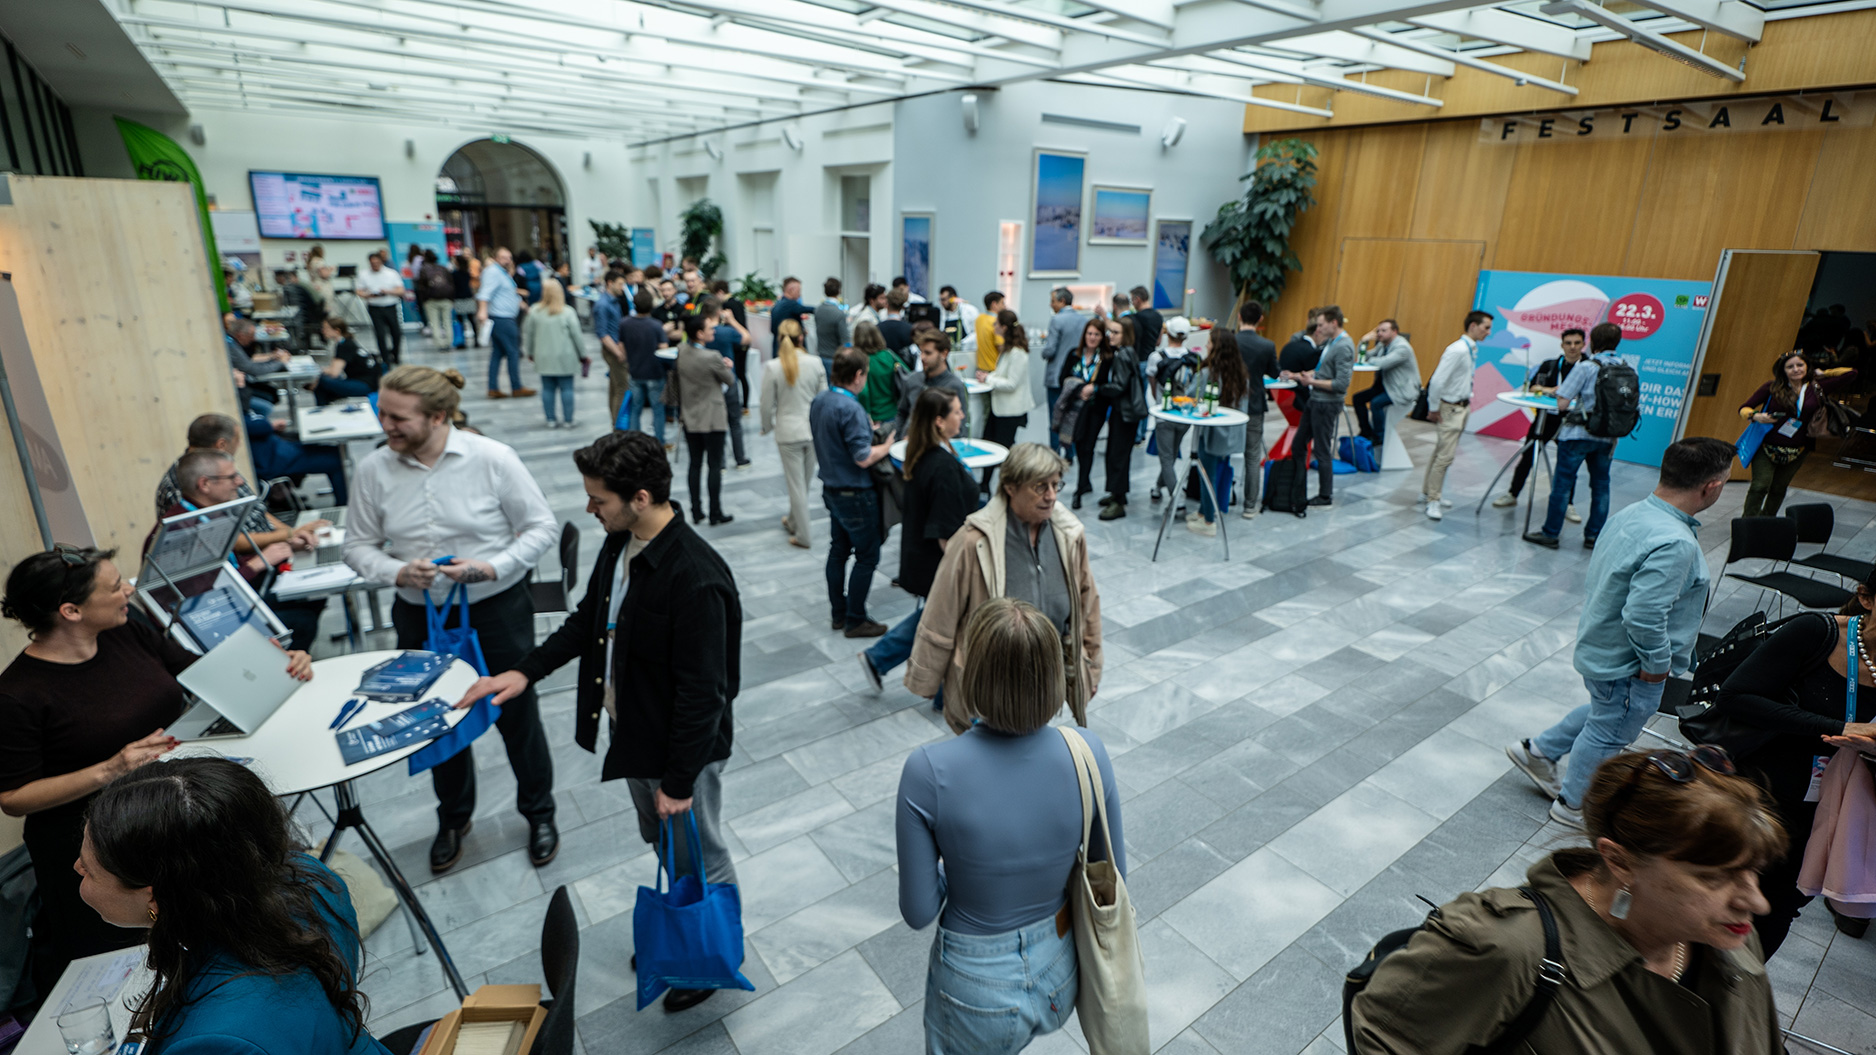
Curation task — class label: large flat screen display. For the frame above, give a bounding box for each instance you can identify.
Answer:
[248,171,386,240]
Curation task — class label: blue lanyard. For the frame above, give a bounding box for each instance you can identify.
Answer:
[833,386,859,402]
[1848,616,1860,723]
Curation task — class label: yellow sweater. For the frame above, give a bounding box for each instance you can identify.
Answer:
[975,314,1001,373]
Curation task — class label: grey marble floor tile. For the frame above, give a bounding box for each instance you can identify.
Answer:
[749,868,901,984]
[1189,943,1345,1055]
[737,834,853,934]
[856,921,933,1007]
[729,783,856,856]
[830,998,927,1055]
[808,799,898,882]
[721,949,901,1055]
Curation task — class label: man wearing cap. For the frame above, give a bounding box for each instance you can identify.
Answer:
[1148,316,1199,509]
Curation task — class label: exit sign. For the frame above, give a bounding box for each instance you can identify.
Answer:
[491,134,511,144]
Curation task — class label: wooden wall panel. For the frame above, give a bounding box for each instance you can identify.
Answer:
[1267,129,1352,341]
[1624,131,1826,279]
[1333,125,1427,240]
[0,177,241,555]
[1494,136,1654,275]
[1333,238,1410,338]
[1408,121,1515,257]
[1395,241,1489,383]
[1683,251,1819,479]
[1794,123,1876,252]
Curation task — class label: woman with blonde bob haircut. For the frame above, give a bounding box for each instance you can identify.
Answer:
[908,443,1104,733]
[1351,746,1787,1054]
[760,317,827,548]
[896,598,1124,1055]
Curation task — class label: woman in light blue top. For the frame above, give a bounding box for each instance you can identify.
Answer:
[1190,326,1252,535]
[897,597,1124,1055]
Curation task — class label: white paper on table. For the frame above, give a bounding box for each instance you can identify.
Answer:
[271,564,363,598]
[56,951,142,1015]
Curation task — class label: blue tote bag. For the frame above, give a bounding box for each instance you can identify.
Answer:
[613,386,636,432]
[406,582,497,775]
[1736,400,1775,467]
[634,813,754,1009]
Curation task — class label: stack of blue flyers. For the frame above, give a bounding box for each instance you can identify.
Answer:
[355,650,453,702]
[335,698,452,766]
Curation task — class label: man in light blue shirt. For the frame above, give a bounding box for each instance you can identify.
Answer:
[476,247,533,399]
[1506,436,1734,828]
[1039,288,1085,456]
[1525,322,1623,548]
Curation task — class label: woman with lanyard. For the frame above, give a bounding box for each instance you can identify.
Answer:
[1737,351,1828,517]
[1060,319,1109,510]
[1713,589,1876,953]
[860,387,977,697]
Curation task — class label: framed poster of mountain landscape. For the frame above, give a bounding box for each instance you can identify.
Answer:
[1090,185,1151,245]
[1029,148,1085,277]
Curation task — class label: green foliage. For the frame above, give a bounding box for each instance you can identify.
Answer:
[731,271,777,302]
[678,198,728,279]
[588,221,633,264]
[1200,138,1319,311]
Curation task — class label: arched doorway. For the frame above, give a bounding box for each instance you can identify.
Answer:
[435,138,569,268]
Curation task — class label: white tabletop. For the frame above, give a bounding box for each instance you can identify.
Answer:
[1149,406,1251,428]
[1352,363,1379,372]
[1496,391,1561,413]
[964,379,993,395]
[1263,377,1297,389]
[888,438,1009,470]
[15,946,154,1055]
[655,348,679,360]
[171,651,479,797]
[295,402,382,443]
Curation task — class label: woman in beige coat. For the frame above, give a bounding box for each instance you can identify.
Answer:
[1350,747,1786,1055]
[760,317,826,549]
[673,309,737,525]
[906,442,1102,734]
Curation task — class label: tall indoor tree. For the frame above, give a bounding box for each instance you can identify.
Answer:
[1201,138,1319,312]
[678,198,728,278]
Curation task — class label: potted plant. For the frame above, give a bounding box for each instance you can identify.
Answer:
[1200,138,1318,314]
[588,221,633,265]
[678,199,728,278]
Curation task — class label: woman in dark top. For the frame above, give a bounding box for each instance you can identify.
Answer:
[312,318,381,405]
[1737,351,1825,517]
[1067,317,1145,521]
[860,388,976,694]
[0,547,312,1001]
[1713,601,1876,954]
[450,253,478,349]
[1062,319,1110,511]
[81,757,391,1053]
[709,279,751,406]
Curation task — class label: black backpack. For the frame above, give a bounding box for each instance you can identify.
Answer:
[1673,610,1834,756]
[1262,457,1307,514]
[1584,356,1641,438]
[1343,887,1564,1055]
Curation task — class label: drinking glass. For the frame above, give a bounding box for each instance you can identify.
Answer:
[55,1000,115,1055]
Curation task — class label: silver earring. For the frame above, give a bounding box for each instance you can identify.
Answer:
[1610,888,1632,920]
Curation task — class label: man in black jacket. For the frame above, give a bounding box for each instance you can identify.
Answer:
[1236,300,1280,517]
[1128,285,1163,364]
[456,430,741,1013]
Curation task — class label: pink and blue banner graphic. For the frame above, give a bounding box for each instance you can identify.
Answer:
[1467,270,1712,467]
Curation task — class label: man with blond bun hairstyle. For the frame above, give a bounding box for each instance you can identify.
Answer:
[344,365,561,875]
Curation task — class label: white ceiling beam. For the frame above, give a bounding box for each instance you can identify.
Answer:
[182,95,653,141]
[844,0,1065,50]
[1221,0,1327,22]
[163,79,693,135]
[1261,30,1458,76]
[923,0,1169,47]
[1207,48,1446,106]
[1071,0,1178,31]
[1540,0,1745,80]
[1088,64,1334,116]
[157,67,701,126]
[1405,9,1591,61]
[1350,27,1578,93]
[1628,0,1765,42]
[1156,53,1305,84]
[647,0,1009,68]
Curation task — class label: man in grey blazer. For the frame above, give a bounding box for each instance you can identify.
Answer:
[1039,287,1085,455]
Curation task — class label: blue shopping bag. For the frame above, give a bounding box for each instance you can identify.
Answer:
[614,386,636,432]
[406,582,497,776]
[634,813,754,1010]
[1736,401,1775,467]
[1336,436,1379,472]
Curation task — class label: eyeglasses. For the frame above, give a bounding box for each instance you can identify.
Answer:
[1027,479,1065,496]
[201,472,244,484]
[1606,745,1736,818]
[51,542,89,566]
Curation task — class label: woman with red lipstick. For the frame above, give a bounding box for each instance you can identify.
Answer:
[1350,748,1786,1055]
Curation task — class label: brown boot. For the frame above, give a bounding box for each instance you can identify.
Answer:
[487,389,509,399]
[513,386,538,397]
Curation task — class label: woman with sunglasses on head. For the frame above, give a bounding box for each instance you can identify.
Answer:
[1351,747,1786,1055]
[1713,591,1876,951]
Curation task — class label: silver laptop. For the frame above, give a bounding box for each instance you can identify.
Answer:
[170,623,304,741]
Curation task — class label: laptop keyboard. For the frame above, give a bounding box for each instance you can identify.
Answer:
[201,715,241,738]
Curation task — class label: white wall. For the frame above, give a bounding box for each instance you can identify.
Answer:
[892,82,1252,330]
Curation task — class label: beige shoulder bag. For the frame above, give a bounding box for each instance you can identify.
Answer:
[1058,725,1148,1055]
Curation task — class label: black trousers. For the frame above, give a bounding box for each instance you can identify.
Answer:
[392,581,555,830]
[367,303,404,365]
[1352,383,1387,437]
[1073,399,1136,501]
[1508,412,1564,497]
[981,413,1026,489]
[731,343,750,405]
[1290,401,1340,497]
[1755,793,1818,959]
[687,430,726,518]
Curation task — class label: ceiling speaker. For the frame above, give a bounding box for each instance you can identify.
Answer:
[961,93,979,134]
[188,124,205,146]
[781,127,803,151]
[704,140,723,161]
[1160,117,1186,148]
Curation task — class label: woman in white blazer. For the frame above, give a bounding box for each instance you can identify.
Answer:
[976,308,1036,491]
[760,317,828,549]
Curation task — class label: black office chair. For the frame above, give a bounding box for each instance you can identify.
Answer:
[381,885,579,1055]
[1722,517,1853,613]
[1784,502,1874,583]
[529,522,581,615]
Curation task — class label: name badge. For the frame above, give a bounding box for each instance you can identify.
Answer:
[1805,754,1829,802]
[1776,417,1803,439]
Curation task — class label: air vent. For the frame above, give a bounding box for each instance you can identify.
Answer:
[1040,113,1141,135]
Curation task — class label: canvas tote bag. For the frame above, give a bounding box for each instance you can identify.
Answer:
[1058,726,1148,1054]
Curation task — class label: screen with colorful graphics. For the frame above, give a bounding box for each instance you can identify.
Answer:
[249,171,386,240]
[1468,270,1712,468]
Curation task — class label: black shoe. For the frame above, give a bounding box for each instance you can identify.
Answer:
[663,988,715,1013]
[1098,502,1126,521]
[1522,531,1560,549]
[528,819,559,866]
[709,513,734,526]
[831,617,845,631]
[429,820,472,874]
[1149,488,1163,503]
[1308,495,1332,507]
[1071,491,1086,510]
[1583,537,1598,550]
[691,507,706,523]
[630,954,637,971]
[1293,509,1307,519]
[1829,903,1871,938]
[845,620,888,638]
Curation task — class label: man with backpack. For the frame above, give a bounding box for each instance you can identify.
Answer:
[1523,322,1638,549]
[1506,436,1734,829]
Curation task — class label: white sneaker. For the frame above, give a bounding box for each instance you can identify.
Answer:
[1420,495,1456,508]
[1506,740,1562,799]
[1242,506,1261,520]
[1185,511,1205,527]
[1426,500,1443,520]
[1492,492,1517,508]
[1566,504,1582,523]
[1549,799,1585,831]
[544,420,560,429]
[1187,517,1216,537]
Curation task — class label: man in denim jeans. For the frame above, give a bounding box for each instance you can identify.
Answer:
[620,290,671,449]
[810,348,897,638]
[1524,321,1624,550]
[1506,437,1734,829]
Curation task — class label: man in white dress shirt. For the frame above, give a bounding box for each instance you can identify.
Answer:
[344,365,561,873]
[1422,311,1494,520]
[355,251,413,367]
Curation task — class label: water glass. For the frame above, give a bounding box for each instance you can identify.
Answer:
[55,1000,115,1055]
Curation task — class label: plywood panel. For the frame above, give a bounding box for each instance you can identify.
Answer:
[1682,251,1818,480]
[1795,122,1876,252]
[1334,125,1426,240]
[1494,134,1654,275]
[0,177,241,555]
[1396,241,1488,384]
[1409,121,1515,257]
[1333,238,1410,337]
[1624,131,1825,280]
[1269,129,1353,340]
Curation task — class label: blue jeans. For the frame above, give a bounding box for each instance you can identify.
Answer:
[825,488,881,627]
[487,316,521,391]
[1197,450,1232,521]
[539,375,574,422]
[254,439,349,506]
[1533,675,1668,808]
[866,598,923,676]
[1355,389,1393,447]
[313,376,373,406]
[1541,439,1613,539]
[924,915,1077,1055]
[629,377,667,444]
[1045,385,1062,455]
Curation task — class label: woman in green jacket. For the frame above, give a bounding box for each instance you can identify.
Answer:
[524,278,586,428]
[1351,747,1785,1055]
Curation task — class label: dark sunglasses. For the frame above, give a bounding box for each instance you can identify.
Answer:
[1606,745,1736,817]
[51,542,90,566]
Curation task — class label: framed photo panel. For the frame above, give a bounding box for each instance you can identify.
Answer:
[1029,149,1085,277]
[901,214,933,300]
[1152,219,1192,311]
[1089,186,1152,245]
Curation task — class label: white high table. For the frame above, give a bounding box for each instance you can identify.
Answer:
[1349,363,1413,471]
[887,437,1008,471]
[184,651,481,998]
[1148,405,1249,562]
[963,378,993,437]
[1474,391,1562,533]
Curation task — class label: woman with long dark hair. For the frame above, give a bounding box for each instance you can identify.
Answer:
[1066,317,1146,520]
[80,756,389,1052]
[1061,319,1107,508]
[1189,327,1252,536]
[1738,351,1824,517]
